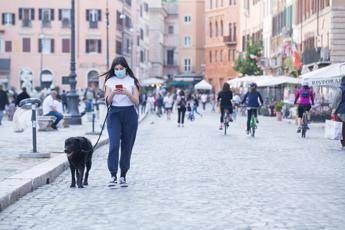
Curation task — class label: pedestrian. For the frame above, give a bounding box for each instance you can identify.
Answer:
[104,56,140,188]
[163,92,174,120]
[201,92,208,111]
[192,96,202,117]
[139,93,147,114]
[61,90,68,112]
[0,85,9,125]
[42,91,64,130]
[331,76,345,148]
[15,87,30,107]
[176,90,187,127]
[156,94,164,117]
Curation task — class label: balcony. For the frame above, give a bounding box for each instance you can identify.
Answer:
[302,47,330,66]
[223,35,237,46]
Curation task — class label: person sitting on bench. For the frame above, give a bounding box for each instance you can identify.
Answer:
[42,90,63,130]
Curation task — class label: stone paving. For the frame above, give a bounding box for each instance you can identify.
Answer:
[0,112,345,229]
[0,107,108,183]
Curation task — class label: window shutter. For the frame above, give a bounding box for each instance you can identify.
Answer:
[51,39,54,53]
[12,14,15,25]
[86,10,89,21]
[58,9,62,20]
[86,40,89,53]
[51,9,54,20]
[39,9,42,20]
[31,8,35,20]
[38,39,42,52]
[19,8,22,20]
[1,13,4,25]
[98,40,102,53]
[98,10,101,21]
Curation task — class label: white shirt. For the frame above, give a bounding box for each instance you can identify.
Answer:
[163,95,174,108]
[105,76,136,107]
[42,95,61,115]
[201,94,208,103]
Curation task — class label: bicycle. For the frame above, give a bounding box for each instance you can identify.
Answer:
[249,110,257,137]
[223,109,231,135]
[301,110,309,138]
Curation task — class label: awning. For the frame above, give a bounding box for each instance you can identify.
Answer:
[141,78,165,87]
[227,76,258,88]
[228,75,300,88]
[194,80,212,90]
[301,62,345,87]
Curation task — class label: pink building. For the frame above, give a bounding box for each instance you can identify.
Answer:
[0,0,142,91]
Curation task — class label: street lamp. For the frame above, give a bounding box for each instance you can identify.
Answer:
[106,0,110,69]
[66,0,81,125]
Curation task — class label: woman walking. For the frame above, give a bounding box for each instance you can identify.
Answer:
[104,57,140,187]
[176,90,187,127]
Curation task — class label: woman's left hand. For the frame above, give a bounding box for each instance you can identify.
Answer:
[122,88,131,97]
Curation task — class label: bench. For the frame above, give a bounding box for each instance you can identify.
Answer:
[37,116,56,131]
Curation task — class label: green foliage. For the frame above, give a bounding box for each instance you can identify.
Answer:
[234,40,263,76]
[283,57,299,78]
[274,101,284,112]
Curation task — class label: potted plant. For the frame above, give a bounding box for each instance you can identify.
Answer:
[275,101,284,121]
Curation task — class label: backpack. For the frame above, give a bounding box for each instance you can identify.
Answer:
[301,89,310,99]
[179,97,186,108]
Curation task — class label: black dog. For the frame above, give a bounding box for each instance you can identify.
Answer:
[64,137,93,188]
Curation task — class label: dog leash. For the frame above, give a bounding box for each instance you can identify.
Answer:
[92,98,111,150]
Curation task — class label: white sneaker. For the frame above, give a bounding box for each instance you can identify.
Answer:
[108,176,117,188]
[119,177,128,187]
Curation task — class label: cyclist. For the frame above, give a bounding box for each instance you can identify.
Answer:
[294,81,314,133]
[242,83,264,135]
[217,82,233,130]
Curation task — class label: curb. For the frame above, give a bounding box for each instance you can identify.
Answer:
[0,111,148,212]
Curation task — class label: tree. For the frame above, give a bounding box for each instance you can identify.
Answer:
[234,40,263,76]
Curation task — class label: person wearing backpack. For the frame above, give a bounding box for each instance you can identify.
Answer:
[294,81,314,133]
[331,76,345,147]
[176,90,187,127]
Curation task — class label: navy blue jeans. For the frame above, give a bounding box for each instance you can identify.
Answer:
[45,111,63,127]
[107,106,138,178]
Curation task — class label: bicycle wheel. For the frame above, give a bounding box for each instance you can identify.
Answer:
[250,115,256,137]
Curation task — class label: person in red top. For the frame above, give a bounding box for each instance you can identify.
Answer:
[294,81,314,133]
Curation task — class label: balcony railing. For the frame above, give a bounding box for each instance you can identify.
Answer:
[223,35,237,46]
[302,47,330,65]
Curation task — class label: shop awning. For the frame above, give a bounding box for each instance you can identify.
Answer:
[194,80,212,90]
[301,62,345,87]
[228,75,300,88]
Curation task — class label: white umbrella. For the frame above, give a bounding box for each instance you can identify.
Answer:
[141,78,164,87]
[301,62,345,87]
[256,76,301,87]
[227,76,258,88]
[194,80,212,90]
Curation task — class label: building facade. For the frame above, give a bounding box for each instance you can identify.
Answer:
[204,0,239,92]
[0,0,143,91]
[176,0,205,83]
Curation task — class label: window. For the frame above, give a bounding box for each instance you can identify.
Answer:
[233,23,237,41]
[5,41,12,52]
[62,38,70,53]
[22,38,30,52]
[125,15,132,28]
[209,51,212,63]
[144,2,149,12]
[86,39,101,53]
[232,49,236,60]
[86,9,101,28]
[184,59,191,72]
[116,40,122,55]
[209,22,213,37]
[39,9,54,27]
[140,28,144,40]
[210,0,213,9]
[220,50,223,62]
[39,38,54,54]
[125,0,132,7]
[184,16,191,23]
[229,23,232,41]
[215,50,218,62]
[220,20,224,36]
[59,9,71,28]
[215,21,219,37]
[140,50,145,63]
[2,13,15,25]
[167,50,174,65]
[19,8,34,27]
[184,36,192,47]
[168,25,174,34]
[116,11,123,28]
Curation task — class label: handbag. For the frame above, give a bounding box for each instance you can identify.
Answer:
[324,119,343,140]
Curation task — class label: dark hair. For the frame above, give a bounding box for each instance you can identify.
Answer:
[222,83,230,92]
[102,56,140,90]
[179,90,185,96]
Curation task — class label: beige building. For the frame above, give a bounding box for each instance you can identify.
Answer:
[176,0,205,83]
[204,0,239,92]
[0,0,141,91]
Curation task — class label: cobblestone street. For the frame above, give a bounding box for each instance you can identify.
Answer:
[1,112,345,229]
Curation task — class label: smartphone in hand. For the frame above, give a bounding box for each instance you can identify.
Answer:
[115,84,123,90]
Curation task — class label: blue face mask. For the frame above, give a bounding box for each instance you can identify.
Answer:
[114,69,126,79]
